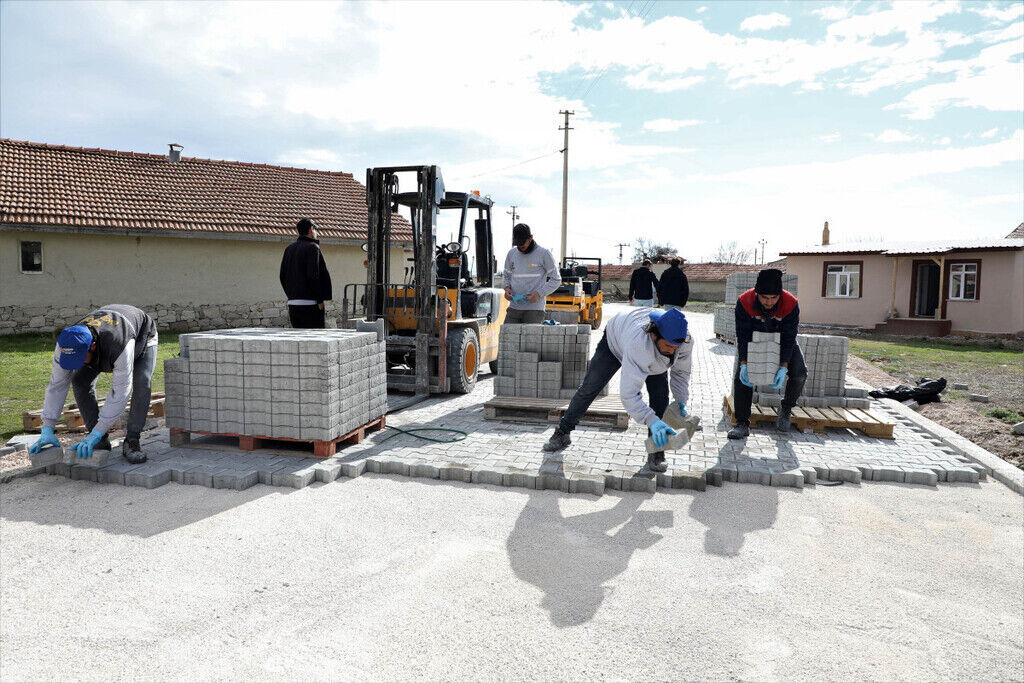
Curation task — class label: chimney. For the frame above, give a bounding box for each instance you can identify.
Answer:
[167,143,183,163]
[822,220,830,246]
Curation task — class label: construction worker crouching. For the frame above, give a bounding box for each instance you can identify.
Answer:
[29,304,158,463]
[502,223,560,324]
[729,268,807,439]
[543,307,692,473]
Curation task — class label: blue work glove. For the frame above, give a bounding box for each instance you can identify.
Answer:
[677,402,687,417]
[29,426,60,454]
[511,294,527,306]
[71,430,104,459]
[649,420,676,448]
[770,366,788,389]
[738,364,754,388]
[542,319,557,325]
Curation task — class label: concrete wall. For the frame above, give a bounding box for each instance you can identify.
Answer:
[786,250,1024,335]
[0,230,408,333]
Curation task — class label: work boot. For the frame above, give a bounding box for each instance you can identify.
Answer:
[95,435,112,451]
[776,406,793,432]
[122,438,147,464]
[542,429,571,452]
[646,452,668,473]
[727,423,750,440]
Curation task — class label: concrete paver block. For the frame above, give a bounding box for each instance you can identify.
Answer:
[28,445,64,468]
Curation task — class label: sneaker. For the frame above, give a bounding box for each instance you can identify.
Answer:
[727,423,750,440]
[122,438,147,464]
[776,407,792,432]
[542,429,571,452]
[646,452,668,473]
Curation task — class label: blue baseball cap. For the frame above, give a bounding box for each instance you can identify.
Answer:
[649,308,688,344]
[56,325,93,370]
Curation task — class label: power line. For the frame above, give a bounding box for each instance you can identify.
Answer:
[571,1,658,103]
[462,150,561,180]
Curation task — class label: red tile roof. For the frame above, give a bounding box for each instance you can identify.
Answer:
[602,259,786,281]
[1007,223,1024,239]
[0,138,412,242]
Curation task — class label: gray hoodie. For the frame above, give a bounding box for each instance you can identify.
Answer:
[503,243,560,311]
[605,308,692,426]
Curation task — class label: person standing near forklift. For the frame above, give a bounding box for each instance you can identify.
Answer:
[280,218,332,329]
[628,260,660,307]
[502,223,560,324]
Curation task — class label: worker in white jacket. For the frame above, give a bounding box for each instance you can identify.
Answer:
[543,307,693,472]
[28,304,158,464]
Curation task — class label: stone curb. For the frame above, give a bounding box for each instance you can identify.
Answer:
[0,464,48,485]
[847,376,1023,496]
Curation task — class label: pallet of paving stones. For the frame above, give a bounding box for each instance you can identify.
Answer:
[483,395,629,429]
[21,393,166,432]
[169,415,386,458]
[723,395,895,439]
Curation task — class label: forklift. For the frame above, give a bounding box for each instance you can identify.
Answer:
[342,165,508,404]
[544,257,604,329]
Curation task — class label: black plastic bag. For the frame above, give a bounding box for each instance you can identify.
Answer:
[869,377,947,405]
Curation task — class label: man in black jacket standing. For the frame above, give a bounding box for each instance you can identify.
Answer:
[658,258,689,310]
[280,218,333,329]
[628,260,659,307]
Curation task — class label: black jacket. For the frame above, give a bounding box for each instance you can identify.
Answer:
[280,236,332,303]
[658,266,689,307]
[628,268,659,301]
[75,304,156,372]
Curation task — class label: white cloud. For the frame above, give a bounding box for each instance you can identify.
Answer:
[980,127,1000,138]
[623,69,704,92]
[643,118,703,132]
[740,12,791,33]
[813,6,850,21]
[819,132,842,143]
[275,148,346,170]
[696,6,708,14]
[937,136,951,145]
[969,4,1024,23]
[964,192,1024,206]
[873,129,918,143]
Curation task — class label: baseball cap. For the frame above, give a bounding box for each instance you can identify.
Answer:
[56,325,93,370]
[648,308,688,344]
[512,223,532,246]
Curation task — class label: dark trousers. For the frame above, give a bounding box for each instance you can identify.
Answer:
[558,334,669,436]
[504,308,545,324]
[732,343,808,425]
[289,304,325,329]
[72,344,158,440]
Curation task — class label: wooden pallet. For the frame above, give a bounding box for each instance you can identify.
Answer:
[22,393,166,431]
[484,395,629,430]
[169,415,387,458]
[723,395,894,439]
[715,333,736,345]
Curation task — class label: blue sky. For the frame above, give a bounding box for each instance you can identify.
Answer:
[2,1,1021,264]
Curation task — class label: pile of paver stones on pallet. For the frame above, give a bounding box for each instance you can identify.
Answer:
[163,327,387,441]
[493,324,607,399]
[714,271,799,341]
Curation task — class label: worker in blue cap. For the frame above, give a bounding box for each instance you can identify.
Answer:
[29,305,158,464]
[543,306,693,473]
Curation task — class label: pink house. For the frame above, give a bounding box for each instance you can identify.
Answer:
[780,223,1024,337]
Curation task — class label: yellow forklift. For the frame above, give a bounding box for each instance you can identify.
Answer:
[342,165,508,407]
[545,257,604,329]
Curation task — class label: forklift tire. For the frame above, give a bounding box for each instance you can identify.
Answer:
[489,361,499,375]
[447,328,479,394]
[590,305,602,330]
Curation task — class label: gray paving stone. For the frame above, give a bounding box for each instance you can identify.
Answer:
[124,463,173,489]
[28,445,64,468]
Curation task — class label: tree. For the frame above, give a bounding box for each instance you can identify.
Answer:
[710,240,754,264]
[632,238,677,263]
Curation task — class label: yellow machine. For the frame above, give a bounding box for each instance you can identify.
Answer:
[343,165,507,400]
[545,257,604,329]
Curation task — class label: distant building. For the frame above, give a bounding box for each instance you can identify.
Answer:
[0,139,412,334]
[780,222,1024,337]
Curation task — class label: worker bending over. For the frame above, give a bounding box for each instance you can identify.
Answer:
[29,304,158,463]
[502,223,560,324]
[729,268,807,439]
[543,307,692,473]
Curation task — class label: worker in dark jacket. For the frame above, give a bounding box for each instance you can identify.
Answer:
[280,218,333,329]
[729,268,807,439]
[658,258,689,309]
[628,260,659,306]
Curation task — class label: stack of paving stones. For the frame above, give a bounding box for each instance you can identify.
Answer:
[713,305,735,339]
[724,271,799,303]
[164,327,387,442]
[745,331,780,386]
[494,324,606,399]
[752,333,869,409]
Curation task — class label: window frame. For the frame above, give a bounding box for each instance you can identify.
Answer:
[947,259,981,302]
[821,260,863,299]
[19,240,44,274]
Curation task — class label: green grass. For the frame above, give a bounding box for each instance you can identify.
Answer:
[986,408,1024,425]
[0,332,184,441]
[848,337,1023,376]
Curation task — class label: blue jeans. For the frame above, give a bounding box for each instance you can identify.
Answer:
[558,334,668,436]
[631,299,655,307]
[72,344,158,440]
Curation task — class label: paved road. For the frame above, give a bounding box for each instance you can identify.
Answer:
[1,471,1021,681]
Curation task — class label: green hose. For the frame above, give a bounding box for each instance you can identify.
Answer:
[379,425,468,444]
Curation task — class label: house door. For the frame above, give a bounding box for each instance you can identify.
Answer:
[914,262,940,316]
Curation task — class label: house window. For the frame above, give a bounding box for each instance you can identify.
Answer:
[824,263,861,298]
[949,263,978,301]
[19,241,42,273]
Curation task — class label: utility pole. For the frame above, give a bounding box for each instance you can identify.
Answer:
[757,238,767,264]
[615,242,629,264]
[559,110,574,263]
[506,205,519,228]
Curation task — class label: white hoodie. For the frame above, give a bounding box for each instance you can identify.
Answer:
[605,308,692,426]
